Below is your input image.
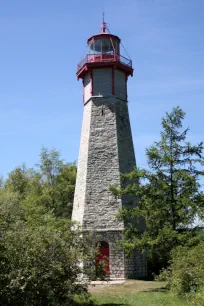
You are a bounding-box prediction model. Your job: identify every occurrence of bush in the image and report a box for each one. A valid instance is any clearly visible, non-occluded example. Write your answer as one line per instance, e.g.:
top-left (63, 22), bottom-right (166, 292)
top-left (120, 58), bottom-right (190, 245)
top-left (0, 193), bottom-right (94, 306)
top-left (171, 243), bottom-right (204, 295)
top-left (170, 243), bottom-right (204, 305)
top-left (154, 267), bottom-right (172, 283)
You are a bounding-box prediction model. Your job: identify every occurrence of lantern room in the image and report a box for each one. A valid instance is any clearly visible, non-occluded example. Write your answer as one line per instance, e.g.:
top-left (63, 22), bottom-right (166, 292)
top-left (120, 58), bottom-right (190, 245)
top-left (88, 33), bottom-right (120, 55)
top-left (77, 18), bottom-right (133, 79)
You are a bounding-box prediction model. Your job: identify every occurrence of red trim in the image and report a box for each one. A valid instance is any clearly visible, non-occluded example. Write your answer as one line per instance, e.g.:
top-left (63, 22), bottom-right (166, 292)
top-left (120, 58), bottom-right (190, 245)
top-left (87, 33), bottom-right (120, 44)
top-left (77, 53), bottom-right (131, 74)
top-left (112, 67), bottom-right (115, 95)
top-left (90, 69), bottom-right (93, 96)
top-left (77, 61), bottom-right (133, 79)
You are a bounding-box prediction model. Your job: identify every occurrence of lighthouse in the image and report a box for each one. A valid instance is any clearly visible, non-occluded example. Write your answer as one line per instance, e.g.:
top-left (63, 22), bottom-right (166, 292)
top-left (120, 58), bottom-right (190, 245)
top-left (72, 18), bottom-right (147, 279)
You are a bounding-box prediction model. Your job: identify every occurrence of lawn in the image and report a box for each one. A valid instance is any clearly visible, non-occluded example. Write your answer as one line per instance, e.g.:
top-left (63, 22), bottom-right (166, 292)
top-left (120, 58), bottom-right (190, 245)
top-left (89, 280), bottom-right (190, 306)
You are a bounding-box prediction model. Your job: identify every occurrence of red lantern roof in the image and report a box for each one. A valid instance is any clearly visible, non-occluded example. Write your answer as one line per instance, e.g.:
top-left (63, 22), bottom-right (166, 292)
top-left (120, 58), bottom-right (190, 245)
top-left (77, 16), bottom-right (133, 79)
top-left (87, 14), bottom-right (120, 44)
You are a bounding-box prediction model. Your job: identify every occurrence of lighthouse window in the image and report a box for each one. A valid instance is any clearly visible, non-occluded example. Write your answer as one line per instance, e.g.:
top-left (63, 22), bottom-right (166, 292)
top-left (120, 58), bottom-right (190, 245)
top-left (88, 38), bottom-right (119, 55)
top-left (93, 39), bottom-right (102, 54)
top-left (88, 40), bottom-right (95, 55)
top-left (102, 38), bottom-right (111, 53)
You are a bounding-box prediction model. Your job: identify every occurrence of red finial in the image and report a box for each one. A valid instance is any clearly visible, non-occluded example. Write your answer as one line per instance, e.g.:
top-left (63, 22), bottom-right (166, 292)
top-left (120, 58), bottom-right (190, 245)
top-left (101, 12), bottom-right (106, 33)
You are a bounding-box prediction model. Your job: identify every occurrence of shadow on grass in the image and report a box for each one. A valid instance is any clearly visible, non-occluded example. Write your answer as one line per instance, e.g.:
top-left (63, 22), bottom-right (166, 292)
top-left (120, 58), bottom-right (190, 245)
top-left (99, 304), bottom-right (127, 306)
top-left (72, 301), bottom-right (127, 306)
top-left (142, 287), bottom-right (169, 293)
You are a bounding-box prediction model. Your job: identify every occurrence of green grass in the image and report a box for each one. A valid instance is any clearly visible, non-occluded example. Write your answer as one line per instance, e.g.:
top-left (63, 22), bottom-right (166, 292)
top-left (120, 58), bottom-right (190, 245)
top-left (89, 280), bottom-right (190, 306)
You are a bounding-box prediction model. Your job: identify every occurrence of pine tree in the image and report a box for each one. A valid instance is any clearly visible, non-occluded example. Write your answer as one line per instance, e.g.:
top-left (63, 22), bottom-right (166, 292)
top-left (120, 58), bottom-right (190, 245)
top-left (111, 107), bottom-right (204, 273)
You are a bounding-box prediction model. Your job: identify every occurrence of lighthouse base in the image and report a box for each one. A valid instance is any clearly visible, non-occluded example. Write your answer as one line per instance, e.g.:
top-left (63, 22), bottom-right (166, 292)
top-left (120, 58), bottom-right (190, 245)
top-left (84, 230), bottom-right (147, 280)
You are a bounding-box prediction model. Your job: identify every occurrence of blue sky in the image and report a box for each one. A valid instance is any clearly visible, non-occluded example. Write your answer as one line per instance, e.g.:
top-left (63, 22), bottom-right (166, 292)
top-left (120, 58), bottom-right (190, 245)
top-left (0, 0), bottom-right (203, 181)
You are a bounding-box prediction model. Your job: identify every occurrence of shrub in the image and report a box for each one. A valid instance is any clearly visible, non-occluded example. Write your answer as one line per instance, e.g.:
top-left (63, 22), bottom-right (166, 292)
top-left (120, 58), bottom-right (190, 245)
top-left (171, 243), bottom-right (204, 295)
top-left (169, 243), bottom-right (204, 305)
top-left (0, 194), bottom-right (94, 306)
top-left (154, 267), bottom-right (172, 283)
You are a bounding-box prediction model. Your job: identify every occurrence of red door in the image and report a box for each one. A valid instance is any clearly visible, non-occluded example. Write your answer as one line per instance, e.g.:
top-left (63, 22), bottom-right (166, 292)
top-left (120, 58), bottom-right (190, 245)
top-left (96, 241), bottom-right (110, 276)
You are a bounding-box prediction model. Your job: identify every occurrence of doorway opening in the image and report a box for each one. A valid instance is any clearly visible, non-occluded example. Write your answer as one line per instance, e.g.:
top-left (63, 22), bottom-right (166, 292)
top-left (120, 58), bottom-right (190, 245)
top-left (96, 241), bottom-right (110, 277)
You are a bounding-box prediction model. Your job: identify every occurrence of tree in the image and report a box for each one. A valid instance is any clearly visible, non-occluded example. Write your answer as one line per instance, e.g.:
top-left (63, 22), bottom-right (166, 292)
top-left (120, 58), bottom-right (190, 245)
top-left (5, 148), bottom-right (77, 219)
top-left (38, 147), bottom-right (64, 186)
top-left (0, 183), bottom-right (93, 306)
top-left (111, 107), bottom-right (204, 274)
top-left (0, 148), bottom-right (100, 305)
top-left (6, 164), bottom-right (29, 197)
top-left (36, 147), bottom-right (76, 217)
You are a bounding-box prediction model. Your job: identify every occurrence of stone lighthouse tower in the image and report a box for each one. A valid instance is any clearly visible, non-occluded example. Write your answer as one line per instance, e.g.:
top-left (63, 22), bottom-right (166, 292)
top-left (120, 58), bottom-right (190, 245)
top-left (72, 19), bottom-right (147, 279)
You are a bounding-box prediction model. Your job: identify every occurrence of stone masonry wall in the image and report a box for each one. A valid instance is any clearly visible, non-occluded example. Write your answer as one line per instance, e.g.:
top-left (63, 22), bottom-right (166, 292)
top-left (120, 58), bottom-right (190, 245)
top-left (87, 230), bottom-right (125, 279)
top-left (125, 250), bottom-right (147, 279)
top-left (72, 67), bottom-right (147, 278)
top-left (85, 230), bottom-right (147, 279)
top-left (72, 101), bottom-right (92, 225)
top-left (83, 96), bottom-right (141, 230)
top-left (83, 97), bottom-right (126, 230)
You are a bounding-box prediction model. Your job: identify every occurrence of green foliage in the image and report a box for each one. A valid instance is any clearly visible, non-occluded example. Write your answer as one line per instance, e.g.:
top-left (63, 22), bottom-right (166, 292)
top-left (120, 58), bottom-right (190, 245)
top-left (5, 147), bottom-right (76, 219)
top-left (0, 189), bottom-right (94, 305)
top-left (171, 243), bottom-right (204, 296)
top-left (111, 107), bottom-right (204, 274)
top-left (0, 148), bottom-right (96, 305)
top-left (155, 243), bottom-right (204, 306)
top-left (154, 267), bottom-right (172, 283)
top-left (5, 164), bottom-right (29, 196)
top-left (38, 147), bottom-right (64, 185)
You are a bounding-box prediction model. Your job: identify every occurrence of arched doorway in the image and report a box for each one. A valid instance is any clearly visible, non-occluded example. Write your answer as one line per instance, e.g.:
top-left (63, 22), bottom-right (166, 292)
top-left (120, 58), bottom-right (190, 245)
top-left (96, 241), bottom-right (110, 277)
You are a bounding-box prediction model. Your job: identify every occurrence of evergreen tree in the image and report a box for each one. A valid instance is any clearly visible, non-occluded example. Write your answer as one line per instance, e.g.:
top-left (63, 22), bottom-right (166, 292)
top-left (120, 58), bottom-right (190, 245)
top-left (111, 107), bottom-right (204, 274)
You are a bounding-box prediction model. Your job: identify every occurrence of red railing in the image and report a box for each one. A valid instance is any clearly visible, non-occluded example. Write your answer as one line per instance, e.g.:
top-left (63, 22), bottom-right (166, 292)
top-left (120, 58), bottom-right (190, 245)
top-left (77, 52), bottom-right (132, 73)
